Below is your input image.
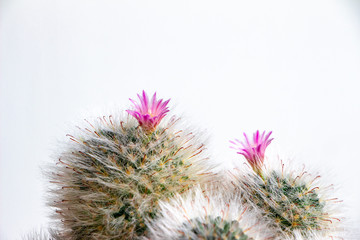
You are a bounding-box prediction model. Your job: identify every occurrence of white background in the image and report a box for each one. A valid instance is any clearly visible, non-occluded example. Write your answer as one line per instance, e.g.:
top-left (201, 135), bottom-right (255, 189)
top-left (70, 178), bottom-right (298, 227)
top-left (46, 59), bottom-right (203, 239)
top-left (1, 0), bottom-right (360, 239)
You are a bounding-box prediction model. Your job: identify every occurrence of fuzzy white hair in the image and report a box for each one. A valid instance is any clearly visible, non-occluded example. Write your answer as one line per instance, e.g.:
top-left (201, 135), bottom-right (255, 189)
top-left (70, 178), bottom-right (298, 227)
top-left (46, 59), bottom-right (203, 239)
top-left (146, 186), bottom-right (273, 240)
top-left (22, 228), bottom-right (60, 240)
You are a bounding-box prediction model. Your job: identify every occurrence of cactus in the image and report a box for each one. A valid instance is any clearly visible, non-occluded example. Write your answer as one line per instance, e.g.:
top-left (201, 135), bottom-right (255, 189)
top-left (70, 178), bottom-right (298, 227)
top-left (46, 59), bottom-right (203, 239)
top-left (47, 91), bottom-right (212, 239)
top-left (230, 131), bottom-right (342, 239)
top-left (238, 168), bottom-right (338, 238)
top-left (147, 187), bottom-right (272, 240)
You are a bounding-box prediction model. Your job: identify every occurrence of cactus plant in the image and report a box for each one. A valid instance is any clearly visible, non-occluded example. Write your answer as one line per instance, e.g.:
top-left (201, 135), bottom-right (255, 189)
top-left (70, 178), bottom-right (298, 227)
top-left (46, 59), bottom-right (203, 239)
top-left (147, 186), bottom-right (272, 240)
top-left (47, 91), bottom-right (212, 239)
top-left (230, 131), bottom-right (342, 239)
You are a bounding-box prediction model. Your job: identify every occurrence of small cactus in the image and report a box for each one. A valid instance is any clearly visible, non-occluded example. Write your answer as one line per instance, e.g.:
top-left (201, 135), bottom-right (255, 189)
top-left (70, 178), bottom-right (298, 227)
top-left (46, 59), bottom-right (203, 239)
top-left (231, 131), bottom-right (342, 239)
top-left (147, 187), bottom-right (272, 240)
top-left (48, 91), bottom-right (212, 239)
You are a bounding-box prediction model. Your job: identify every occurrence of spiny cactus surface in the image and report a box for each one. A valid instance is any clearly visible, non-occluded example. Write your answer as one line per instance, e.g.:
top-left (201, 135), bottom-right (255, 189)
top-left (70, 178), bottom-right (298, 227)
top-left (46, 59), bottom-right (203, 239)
top-left (147, 187), bottom-right (272, 240)
top-left (257, 170), bottom-right (324, 232)
top-left (48, 92), bottom-right (212, 239)
top-left (241, 169), bottom-right (332, 238)
top-left (182, 216), bottom-right (250, 240)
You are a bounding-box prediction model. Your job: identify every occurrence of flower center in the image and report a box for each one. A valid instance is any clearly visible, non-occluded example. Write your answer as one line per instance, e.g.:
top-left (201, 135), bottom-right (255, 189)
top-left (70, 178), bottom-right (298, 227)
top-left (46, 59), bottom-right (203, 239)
top-left (148, 110), bottom-right (154, 117)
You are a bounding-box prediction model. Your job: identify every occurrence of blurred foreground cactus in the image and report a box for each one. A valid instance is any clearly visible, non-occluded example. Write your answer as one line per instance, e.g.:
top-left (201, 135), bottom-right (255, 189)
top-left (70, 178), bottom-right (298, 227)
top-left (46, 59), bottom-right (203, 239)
top-left (48, 91), bottom-right (212, 239)
top-left (147, 187), bottom-right (272, 240)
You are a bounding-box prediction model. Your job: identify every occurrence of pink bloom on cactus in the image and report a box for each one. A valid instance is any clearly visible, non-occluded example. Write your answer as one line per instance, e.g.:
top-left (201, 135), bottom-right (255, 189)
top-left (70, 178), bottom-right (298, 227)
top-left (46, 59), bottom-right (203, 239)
top-left (230, 130), bottom-right (273, 175)
top-left (126, 90), bottom-right (170, 133)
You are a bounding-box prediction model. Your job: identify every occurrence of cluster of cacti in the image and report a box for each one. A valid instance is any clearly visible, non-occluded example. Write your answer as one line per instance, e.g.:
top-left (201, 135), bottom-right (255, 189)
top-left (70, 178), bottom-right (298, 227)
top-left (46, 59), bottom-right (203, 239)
top-left (31, 91), bottom-right (346, 240)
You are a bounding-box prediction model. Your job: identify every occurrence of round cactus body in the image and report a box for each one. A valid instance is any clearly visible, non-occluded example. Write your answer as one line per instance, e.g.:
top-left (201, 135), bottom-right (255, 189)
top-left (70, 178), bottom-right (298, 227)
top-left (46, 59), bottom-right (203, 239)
top-left (48, 114), bottom-right (212, 239)
top-left (147, 187), bottom-right (272, 240)
top-left (237, 167), bottom-right (341, 239)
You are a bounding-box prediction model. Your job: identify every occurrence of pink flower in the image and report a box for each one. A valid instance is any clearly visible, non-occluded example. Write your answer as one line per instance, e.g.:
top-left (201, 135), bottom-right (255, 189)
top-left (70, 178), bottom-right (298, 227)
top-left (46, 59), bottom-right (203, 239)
top-left (230, 130), bottom-right (273, 175)
top-left (126, 90), bottom-right (170, 133)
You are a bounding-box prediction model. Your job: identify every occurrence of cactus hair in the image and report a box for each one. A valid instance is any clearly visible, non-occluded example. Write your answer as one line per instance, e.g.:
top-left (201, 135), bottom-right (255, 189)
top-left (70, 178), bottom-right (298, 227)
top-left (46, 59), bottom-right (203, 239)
top-left (146, 186), bottom-right (273, 240)
top-left (22, 228), bottom-right (60, 240)
top-left (47, 93), bottom-right (214, 239)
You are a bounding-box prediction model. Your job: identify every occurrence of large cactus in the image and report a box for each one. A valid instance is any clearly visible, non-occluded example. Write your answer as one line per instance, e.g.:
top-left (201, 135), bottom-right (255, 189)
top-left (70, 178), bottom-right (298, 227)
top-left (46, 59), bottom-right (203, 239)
top-left (47, 91), bottom-right (212, 239)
